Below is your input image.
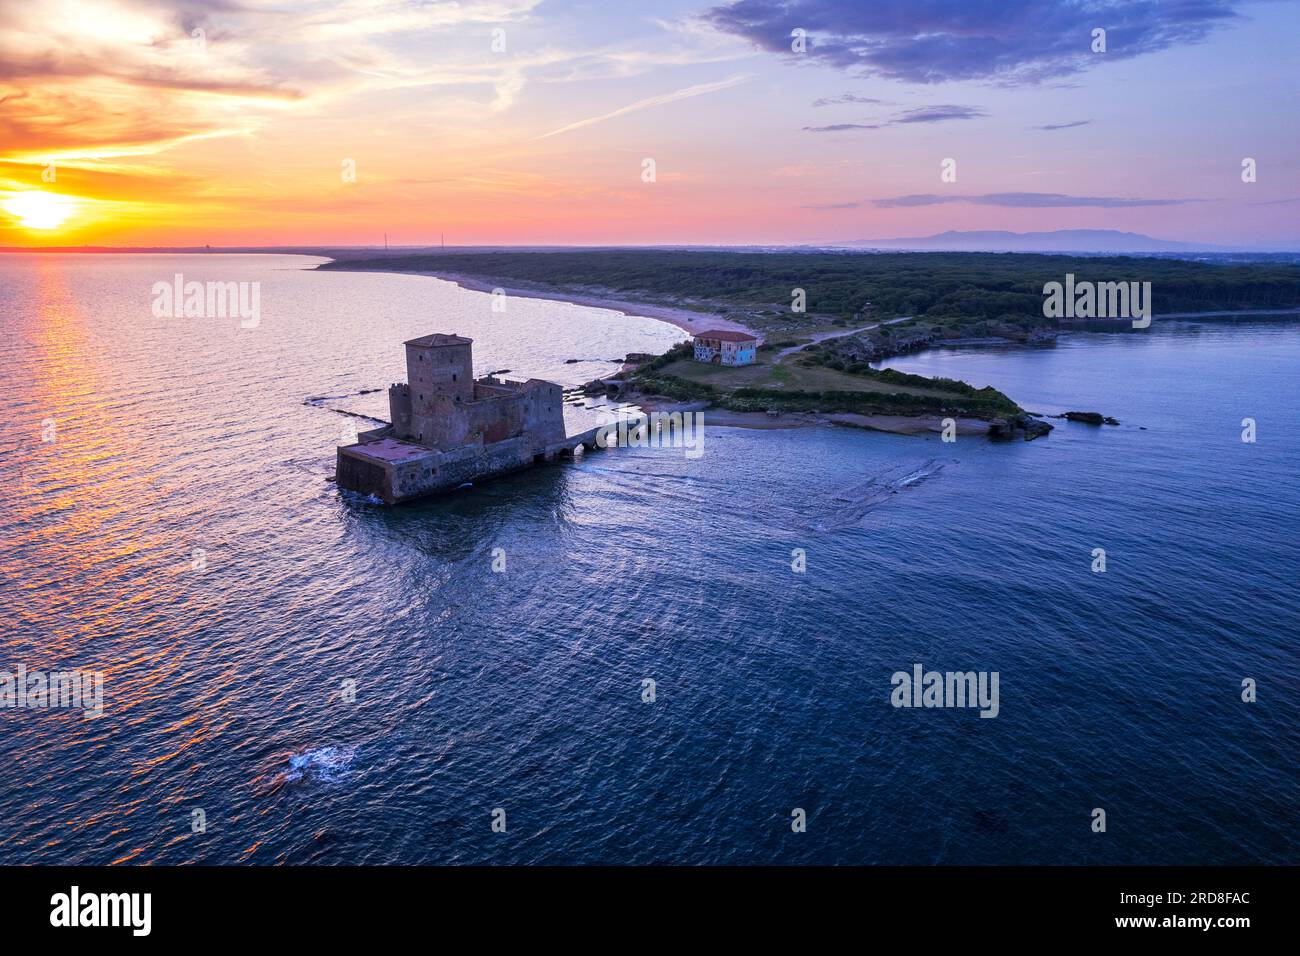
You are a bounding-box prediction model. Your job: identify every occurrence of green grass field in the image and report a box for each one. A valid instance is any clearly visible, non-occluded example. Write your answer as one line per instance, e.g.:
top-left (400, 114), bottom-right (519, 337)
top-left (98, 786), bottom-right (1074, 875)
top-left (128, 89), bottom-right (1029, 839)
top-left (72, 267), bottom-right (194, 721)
top-left (656, 355), bottom-right (956, 398)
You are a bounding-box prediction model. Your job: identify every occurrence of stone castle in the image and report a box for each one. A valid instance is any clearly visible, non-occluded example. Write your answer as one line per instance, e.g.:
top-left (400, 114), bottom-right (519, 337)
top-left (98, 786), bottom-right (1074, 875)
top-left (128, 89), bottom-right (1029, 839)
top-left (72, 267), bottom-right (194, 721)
top-left (336, 333), bottom-right (601, 504)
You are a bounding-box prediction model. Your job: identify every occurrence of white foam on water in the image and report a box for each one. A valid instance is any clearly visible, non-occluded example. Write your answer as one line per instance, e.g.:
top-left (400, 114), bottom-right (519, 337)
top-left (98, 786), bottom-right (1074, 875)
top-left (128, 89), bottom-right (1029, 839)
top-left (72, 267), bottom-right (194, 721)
top-left (284, 745), bottom-right (356, 784)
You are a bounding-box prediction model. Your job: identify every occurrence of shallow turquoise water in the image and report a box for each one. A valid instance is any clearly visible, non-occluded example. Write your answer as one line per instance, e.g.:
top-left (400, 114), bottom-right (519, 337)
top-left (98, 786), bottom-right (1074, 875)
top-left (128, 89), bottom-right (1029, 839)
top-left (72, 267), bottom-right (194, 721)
top-left (1, 255), bottom-right (1295, 864)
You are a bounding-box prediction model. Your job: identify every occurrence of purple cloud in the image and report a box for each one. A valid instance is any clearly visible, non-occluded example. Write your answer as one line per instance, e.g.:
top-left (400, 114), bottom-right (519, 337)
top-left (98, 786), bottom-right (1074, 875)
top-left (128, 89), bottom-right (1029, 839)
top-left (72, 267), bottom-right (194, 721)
top-left (803, 122), bottom-right (883, 132)
top-left (872, 192), bottom-right (1189, 208)
top-left (890, 104), bottom-right (986, 124)
top-left (812, 93), bottom-right (890, 106)
top-left (1034, 119), bottom-right (1092, 130)
top-left (704, 0), bottom-right (1242, 84)
top-left (804, 103), bottom-right (984, 131)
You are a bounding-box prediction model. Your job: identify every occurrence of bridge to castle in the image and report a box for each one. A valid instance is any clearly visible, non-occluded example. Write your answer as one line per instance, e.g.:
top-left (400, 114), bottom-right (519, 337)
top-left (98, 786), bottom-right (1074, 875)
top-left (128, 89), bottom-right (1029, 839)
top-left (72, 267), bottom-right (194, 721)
top-left (542, 424), bottom-right (604, 460)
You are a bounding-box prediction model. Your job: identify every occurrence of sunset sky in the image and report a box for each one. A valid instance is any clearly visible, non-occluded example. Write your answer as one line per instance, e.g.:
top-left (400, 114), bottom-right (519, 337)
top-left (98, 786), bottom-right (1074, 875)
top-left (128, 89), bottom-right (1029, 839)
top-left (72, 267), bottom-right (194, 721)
top-left (2, 0), bottom-right (1297, 247)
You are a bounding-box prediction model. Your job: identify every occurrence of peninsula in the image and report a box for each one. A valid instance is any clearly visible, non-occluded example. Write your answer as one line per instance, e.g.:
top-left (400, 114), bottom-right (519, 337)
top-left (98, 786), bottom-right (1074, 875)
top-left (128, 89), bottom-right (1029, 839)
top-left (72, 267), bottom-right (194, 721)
top-left (319, 249), bottom-right (1300, 439)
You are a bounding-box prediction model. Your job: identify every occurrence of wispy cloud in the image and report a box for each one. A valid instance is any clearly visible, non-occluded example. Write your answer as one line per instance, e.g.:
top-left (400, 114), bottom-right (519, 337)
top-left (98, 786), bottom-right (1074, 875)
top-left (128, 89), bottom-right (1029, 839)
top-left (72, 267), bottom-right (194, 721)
top-left (1034, 120), bottom-right (1091, 131)
top-left (871, 192), bottom-right (1190, 208)
top-left (804, 123), bottom-right (883, 132)
top-left (0, 0), bottom-right (546, 161)
top-left (804, 103), bottom-right (983, 132)
top-left (891, 105), bottom-right (986, 124)
top-left (538, 73), bottom-right (752, 138)
top-left (812, 93), bottom-right (889, 107)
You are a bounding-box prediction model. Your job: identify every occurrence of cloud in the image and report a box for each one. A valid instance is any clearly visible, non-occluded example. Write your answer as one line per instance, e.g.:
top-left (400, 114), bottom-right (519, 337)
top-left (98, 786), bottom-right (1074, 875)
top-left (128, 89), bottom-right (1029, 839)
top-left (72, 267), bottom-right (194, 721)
top-left (812, 93), bottom-right (889, 106)
top-left (871, 192), bottom-right (1190, 208)
top-left (703, 0), bottom-right (1242, 84)
top-left (803, 201), bottom-right (863, 209)
top-left (890, 105), bottom-right (985, 124)
top-left (4, 0), bottom-right (706, 162)
top-left (1034, 120), bottom-right (1091, 130)
top-left (803, 123), bottom-right (882, 132)
top-left (803, 103), bottom-right (983, 131)
top-left (538, 73), bottom-right (753, 138)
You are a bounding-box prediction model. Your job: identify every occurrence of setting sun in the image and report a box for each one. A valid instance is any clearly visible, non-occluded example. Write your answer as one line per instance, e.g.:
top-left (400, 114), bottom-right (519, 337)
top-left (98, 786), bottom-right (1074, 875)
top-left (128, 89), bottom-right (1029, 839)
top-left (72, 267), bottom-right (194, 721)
top-left (2, 191), bottom-right (75, 230)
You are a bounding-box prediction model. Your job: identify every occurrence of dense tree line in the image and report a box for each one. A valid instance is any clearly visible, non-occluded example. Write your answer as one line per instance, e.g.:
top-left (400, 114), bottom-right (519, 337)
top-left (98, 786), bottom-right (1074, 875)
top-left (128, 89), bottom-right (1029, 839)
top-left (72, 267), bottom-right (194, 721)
top-left (323, 250), bottom-right (1300, 323)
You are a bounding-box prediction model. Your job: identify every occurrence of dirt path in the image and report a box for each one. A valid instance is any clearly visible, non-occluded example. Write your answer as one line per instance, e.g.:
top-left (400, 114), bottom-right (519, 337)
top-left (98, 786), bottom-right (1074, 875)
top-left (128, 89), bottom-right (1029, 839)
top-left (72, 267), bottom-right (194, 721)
top-left (774, 316), bottom-right (913, 361)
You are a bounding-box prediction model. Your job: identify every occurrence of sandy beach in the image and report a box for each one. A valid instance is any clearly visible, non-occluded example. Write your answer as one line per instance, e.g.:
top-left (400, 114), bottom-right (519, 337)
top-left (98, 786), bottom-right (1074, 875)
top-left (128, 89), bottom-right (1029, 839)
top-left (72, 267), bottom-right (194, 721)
top-left (365, 268), bottom-right (758, 339)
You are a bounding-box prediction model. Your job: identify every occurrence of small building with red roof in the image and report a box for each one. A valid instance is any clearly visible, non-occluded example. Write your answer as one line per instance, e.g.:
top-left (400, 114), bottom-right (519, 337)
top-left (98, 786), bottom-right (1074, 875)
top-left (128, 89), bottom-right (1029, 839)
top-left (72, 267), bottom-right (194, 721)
top-left (693, 329), bottom-right (759, 366)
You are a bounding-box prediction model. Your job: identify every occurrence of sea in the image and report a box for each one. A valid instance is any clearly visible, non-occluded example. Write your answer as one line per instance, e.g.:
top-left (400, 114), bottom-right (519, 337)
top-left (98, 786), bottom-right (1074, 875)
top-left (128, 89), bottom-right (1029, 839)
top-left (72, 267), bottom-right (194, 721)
top-left (0, 253), bottom-right (1295, 864)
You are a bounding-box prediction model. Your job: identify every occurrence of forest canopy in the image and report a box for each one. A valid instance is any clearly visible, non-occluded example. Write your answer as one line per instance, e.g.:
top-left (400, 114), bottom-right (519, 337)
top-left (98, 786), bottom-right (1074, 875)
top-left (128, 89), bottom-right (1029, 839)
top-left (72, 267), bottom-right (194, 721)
top-left (322, 250), bottom-right (1300, 325)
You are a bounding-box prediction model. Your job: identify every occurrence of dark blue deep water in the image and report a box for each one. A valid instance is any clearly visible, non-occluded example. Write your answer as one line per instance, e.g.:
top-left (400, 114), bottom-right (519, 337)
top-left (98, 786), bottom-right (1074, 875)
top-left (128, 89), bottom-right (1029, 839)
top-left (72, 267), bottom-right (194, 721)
top-left (1, 255), bottom-right (1296, 864)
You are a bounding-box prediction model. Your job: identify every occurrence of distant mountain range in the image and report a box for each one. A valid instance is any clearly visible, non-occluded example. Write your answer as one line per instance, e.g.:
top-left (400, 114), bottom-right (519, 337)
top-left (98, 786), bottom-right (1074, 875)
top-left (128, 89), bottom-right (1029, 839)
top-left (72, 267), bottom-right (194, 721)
top-left (837, 229), bottom-right (1218, 253)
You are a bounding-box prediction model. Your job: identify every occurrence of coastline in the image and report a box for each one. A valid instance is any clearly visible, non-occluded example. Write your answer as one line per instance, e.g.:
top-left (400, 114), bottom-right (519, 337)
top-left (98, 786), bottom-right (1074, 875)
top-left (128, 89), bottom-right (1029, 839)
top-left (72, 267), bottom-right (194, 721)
top-left (318, 260), bottom-right (1022, 439)
top-left (633, 396), bottom-right (995, 436)
top-left (317, 263), bottom-right (758, 338)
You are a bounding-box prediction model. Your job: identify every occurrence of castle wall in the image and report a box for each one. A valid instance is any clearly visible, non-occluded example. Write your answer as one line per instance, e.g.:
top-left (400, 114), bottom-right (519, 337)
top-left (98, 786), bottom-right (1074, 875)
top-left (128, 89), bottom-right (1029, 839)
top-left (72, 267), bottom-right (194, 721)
top-left (521, 382), bottom-right (565, 444)
top-left (335, 450), bottom-right (391, 500)
top-left (338, 423), bottom-right (604, 504)
top-left (465, 390), bottom-right (526, 445)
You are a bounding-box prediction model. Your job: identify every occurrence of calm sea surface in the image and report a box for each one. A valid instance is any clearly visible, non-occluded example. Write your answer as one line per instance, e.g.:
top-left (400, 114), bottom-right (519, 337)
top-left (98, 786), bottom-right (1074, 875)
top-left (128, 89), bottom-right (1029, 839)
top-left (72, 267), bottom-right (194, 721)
top-left (1, 254), bottom-right (1295, 865)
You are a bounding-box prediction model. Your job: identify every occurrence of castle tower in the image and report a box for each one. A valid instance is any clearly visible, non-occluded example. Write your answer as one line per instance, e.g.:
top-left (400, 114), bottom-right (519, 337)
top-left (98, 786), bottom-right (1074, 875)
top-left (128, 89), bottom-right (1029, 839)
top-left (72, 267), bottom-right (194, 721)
top-left (400, 333), bottom-right (474, 447)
